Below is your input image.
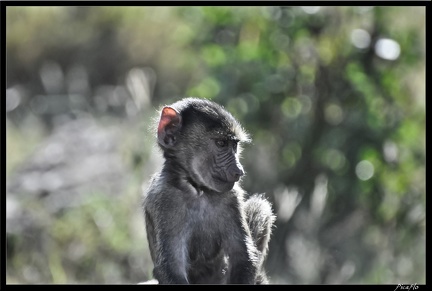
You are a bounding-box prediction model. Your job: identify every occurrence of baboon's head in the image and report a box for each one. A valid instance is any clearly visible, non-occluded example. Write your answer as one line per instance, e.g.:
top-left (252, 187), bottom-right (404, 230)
top-left (157, 98), bottom-right (250, 192)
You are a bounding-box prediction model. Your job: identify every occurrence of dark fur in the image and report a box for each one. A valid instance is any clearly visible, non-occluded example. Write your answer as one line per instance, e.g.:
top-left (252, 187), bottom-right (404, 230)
top-left (143, 98), bottom-right (275, 284)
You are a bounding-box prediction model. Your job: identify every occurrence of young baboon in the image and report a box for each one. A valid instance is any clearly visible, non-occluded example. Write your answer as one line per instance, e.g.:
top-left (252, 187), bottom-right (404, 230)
top-left (143, 98), bottom-right (275, 284)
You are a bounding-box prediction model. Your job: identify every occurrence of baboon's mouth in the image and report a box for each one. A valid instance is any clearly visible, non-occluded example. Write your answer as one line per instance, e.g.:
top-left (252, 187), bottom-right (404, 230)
top-left (213, 176), bottom-right (229, 184)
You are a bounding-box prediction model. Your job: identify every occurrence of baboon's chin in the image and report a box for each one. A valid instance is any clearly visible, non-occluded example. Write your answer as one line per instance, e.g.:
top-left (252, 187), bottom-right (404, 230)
top-left (211, 178), bottom-right (235, 193)
top-left (217, 183), bottom-right (235, 193)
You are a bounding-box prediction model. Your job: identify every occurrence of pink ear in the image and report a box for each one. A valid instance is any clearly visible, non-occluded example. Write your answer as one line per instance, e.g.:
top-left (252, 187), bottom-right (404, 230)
top-left (157, 106), bottom-right (182, 147)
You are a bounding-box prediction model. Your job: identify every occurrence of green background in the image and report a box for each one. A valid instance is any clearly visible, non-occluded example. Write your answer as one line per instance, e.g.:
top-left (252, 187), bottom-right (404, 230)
top-left (6, 6), bottom-right (425, 284)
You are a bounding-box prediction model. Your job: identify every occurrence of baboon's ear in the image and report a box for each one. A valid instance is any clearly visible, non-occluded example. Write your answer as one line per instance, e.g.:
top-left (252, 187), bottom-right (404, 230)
top-left (157, 106), bottom-right (182, 148)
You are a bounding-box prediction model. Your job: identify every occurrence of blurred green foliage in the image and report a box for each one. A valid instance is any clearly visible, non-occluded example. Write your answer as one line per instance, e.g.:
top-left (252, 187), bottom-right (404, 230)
top-left (6, 6), bottom-right (425, 284)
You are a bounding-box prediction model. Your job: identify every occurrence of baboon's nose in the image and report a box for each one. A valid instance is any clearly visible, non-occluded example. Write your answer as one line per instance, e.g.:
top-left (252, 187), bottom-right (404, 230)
top-left (228, 165), bottom-right (244, 182)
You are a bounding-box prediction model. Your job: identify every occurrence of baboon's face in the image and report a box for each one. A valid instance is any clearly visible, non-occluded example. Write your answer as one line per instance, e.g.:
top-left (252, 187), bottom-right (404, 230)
top-left (187, 130), bottom-right (244, 193)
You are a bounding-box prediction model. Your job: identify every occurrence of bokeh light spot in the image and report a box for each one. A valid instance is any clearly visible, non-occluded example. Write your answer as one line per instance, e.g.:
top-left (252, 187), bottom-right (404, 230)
top-left (375, 38), bottom-right (401, 61)
top-left (351, 29), bottom-right (371, 49)
top-left (356, 160), bottom-right (375, 181)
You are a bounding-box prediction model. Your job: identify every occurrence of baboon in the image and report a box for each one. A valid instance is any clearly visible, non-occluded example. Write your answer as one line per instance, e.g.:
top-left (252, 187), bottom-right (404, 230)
top-left (143, 98), bottom-right (275, 284)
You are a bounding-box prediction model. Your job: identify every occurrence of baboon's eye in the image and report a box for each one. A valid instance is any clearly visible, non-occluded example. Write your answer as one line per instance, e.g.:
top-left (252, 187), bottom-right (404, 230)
top-left (215, 139), bottom-right (228, 148)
